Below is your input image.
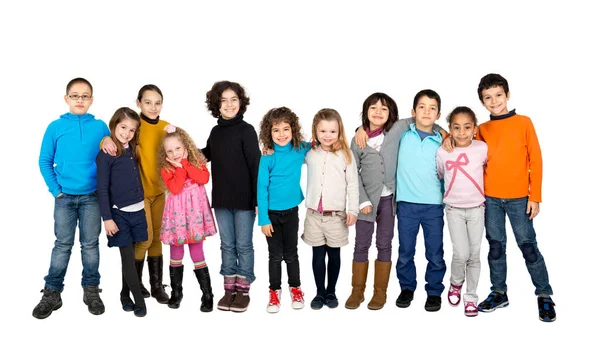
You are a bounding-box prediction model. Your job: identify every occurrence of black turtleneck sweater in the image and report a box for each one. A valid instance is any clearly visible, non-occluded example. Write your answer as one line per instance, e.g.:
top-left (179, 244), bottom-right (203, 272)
top-left (201, 114), bottom-right (260, 210)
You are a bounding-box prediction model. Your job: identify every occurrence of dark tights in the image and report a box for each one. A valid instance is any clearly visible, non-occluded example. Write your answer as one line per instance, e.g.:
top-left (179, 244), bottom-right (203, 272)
top-left (120, 243), bottom-right (144, 305)
top-left (312, 245), bottom-right (341, 296)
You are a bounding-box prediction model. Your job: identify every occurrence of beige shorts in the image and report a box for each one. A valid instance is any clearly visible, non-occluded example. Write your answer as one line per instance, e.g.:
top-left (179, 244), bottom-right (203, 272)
top-left (301, 209), bottom-right (349, 247)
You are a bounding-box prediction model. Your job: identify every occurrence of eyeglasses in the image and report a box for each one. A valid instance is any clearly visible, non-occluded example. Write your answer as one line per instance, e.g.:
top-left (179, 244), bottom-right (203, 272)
top-left (67, 94), bottom-right (92, 101)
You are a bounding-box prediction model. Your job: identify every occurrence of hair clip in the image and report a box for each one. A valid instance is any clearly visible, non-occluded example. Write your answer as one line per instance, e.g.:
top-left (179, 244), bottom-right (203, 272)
top-left (164, 124), bottom-right (176, 133)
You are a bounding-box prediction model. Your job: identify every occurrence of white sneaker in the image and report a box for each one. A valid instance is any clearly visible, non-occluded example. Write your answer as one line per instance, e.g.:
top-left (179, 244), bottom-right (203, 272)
top-left (267, 289), bottom-right (281, 313)
top-left (290, 286), bottom-right (305, 310)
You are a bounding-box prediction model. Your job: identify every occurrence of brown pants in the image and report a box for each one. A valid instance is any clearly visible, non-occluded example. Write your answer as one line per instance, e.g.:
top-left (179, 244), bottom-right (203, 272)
top-left (135, 193), bottom-right (165, 260)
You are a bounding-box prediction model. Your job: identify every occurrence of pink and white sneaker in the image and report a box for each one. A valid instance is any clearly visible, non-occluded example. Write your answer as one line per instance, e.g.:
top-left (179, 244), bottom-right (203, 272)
top-left (447, 283), bottom-right (462, 306)
top-left (464, 301), bottom-right (478, 317)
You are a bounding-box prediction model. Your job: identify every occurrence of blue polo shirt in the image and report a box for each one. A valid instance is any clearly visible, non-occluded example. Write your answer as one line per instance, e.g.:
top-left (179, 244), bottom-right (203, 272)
top-left (396, 123), bottom-right (443, 205)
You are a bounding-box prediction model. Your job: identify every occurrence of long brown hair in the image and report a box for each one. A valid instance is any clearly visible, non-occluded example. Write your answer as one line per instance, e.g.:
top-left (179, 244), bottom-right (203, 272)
top-left (108, 107), bottom-right (141, 161)
top-left (157, 126), bottom-right (202, 176)
top-left (311, 108), bottom-right (352, 164)
top-left (259, 107), bottom-right (304, 150)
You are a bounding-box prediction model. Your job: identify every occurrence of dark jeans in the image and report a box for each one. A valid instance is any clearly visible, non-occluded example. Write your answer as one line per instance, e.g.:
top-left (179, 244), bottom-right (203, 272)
top-left (266, 207), bottom-right (300, 290)
top-left (484, 196), bottom-right (552, 295)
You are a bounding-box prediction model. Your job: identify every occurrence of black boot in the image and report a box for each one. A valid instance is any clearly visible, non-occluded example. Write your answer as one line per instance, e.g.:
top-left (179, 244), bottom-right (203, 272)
top-left (135, 259), bottom-right (150, 298)
top-left (194, 267), bottom-right (214, 312)
top-left (168, 265), bottom-right (184, 309)
top-left (148, 256), bottom-right (169, 304)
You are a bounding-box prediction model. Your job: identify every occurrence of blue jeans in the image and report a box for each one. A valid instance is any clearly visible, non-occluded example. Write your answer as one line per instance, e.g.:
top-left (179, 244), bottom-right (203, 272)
top-left (484, 196), bottom-right (552, 295)
top-left (214, 208), bottom-right (256, 283)
top-left (396, 202), bottom-right (446, 296)
top-left (44, 192), bottom-right (102, 292)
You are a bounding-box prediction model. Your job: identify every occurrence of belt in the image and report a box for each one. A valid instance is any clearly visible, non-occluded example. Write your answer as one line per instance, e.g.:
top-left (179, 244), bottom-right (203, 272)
top-left (310, 209), bottom-right (343, 217)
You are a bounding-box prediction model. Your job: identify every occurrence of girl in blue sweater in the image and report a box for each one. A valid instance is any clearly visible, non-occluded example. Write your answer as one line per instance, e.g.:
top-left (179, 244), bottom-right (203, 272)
top-left (96, 107), bottom-right (148, 317)
top-left (257, 107), bottom-right (311, 313)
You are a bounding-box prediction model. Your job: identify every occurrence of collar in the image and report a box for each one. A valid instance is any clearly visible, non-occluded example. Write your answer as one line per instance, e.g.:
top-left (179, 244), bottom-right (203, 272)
top-left (217, 114), bottom-right (244, 127)
top-left (273, 141), bottom-right (293, 153)
top-left (141, 113), bottom-right (160, 124)
top-left (489, 109), bottom-right (516, 121)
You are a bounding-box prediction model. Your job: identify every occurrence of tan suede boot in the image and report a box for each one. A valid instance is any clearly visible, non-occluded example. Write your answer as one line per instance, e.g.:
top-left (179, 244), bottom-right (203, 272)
top-left (367, 260), bottom-right (392, 310)
top-left (344, 261), bottom-right (369, 309)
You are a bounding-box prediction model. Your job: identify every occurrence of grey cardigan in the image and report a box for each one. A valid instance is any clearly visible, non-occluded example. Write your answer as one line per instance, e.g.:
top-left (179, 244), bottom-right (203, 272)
top-left (351, 118), bottom-right (443, 222)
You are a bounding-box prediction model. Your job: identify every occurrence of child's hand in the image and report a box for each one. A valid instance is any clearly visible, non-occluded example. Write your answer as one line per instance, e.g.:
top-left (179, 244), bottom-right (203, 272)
top-left (346, 213), bottom-right (357, 226)
top-left (262, 147), bottom-right (274, 156)
top-left (527, 201), bottom-right (540, 219)
top-left (442, 136), bottom-right (455, 153)
top-left (355, 127), bottom-right (368, 149)
top-left (360, 205), bottom-right (372, 215)
top-left (261, 224), bottom-right (274, 237)
top-left (104, 220), bottom-right (119, 237)
top-left (102, 137), bottom-right (117, 156)
top-left (166, 157), bottom-right (183, 168)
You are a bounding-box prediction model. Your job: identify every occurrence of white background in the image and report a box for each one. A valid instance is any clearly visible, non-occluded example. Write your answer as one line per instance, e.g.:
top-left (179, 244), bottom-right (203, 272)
top-left (1, 0), bottom-right (597, 343)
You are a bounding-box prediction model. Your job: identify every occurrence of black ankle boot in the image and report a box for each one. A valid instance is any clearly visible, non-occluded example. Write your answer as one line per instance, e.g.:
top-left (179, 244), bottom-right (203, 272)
top-left (194, 267), bottom-right (214, 312)
top-left (135, 259), bottom-right (150, 298)
top-left (168, 265), bottom-right (184, 309)
top-left (148, 256), bottom-right (169, 304)
top-left (120, 274), bottom-right (134, 312)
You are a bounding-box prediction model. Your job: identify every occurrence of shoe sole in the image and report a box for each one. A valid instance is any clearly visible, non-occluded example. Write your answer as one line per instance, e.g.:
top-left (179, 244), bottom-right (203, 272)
top-left (217, 306), bottom-right (231, 311)
top-left (539, 316), bottom-right (556, 322)
top-left (478, 300), bottom-right (509, 313)
top-left (292, 304), bottom-right (305, 310)
top-left (465, 312), bottom-right (478, 317)
top-left (425, 305), bottom-right (441, 312)
top-left (84, 300), bottom-right (105, 315)
top-left (230, 307), bottom-right (248, 312)
top-left (32, 301), bottom-right (63, 319)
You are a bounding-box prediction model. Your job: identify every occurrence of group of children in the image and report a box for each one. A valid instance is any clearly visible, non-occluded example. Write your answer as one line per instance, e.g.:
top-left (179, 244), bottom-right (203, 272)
top-left (33, 73), bottom-right (557, 323)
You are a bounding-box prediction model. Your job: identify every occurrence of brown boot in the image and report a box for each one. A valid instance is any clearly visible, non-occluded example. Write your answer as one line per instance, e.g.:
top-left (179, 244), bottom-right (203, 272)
top-left (367, 260), bottom-right (392, 310)
top-left (344, 261), bottom-right (369, 309)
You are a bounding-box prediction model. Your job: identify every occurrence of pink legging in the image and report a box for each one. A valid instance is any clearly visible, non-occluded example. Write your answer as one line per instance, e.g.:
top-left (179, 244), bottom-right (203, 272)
top-left (169, 241), bottom-right (205, 264)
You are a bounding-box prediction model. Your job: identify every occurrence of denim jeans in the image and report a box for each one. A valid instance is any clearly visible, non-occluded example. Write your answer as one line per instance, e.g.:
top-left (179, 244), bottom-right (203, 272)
top-left (396, 201), bottom-right (446, 296)
top-left (484, 196), bottom-right (553, 295)
top-left (214, 208), bottom-right (256, 283)
top-left (44, 192), bottom-right (102, 292)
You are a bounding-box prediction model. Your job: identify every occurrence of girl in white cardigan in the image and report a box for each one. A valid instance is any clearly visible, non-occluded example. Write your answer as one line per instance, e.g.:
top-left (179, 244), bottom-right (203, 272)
top-left (302, 108), bottom-right (359, 310)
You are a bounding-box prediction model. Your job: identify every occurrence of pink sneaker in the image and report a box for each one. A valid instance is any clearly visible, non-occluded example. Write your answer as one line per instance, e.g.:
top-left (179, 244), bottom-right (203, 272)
top-left (447, 283), bottom-right (462, 306)
top-left (464, 301), bottom-right (478, 317)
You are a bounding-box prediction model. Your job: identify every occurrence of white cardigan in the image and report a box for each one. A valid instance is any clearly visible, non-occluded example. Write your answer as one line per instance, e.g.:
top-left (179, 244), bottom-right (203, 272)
top-left (305, 146), bottom-right (359, 216)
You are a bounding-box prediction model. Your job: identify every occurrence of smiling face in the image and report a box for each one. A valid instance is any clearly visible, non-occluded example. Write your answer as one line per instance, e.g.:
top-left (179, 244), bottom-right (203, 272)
top-left (411, 95), bottom-right (440, 132)
top-left (163, 136), bottom-right (186, 163)
top-left (271, 121), bottom-right (292, 147)
top-left (367, 100), bottom-right (390, 130)
top-left (481, 85), bottom-right (510, 116)
top-left (449, 113), bottom-right (476, 148)
top-left (114, 118), bottom-right (139, 146)
top-left (219, 89), bottom-right (240, 119)
top-left (65, 82), bottom-right (94, 115)
top-left (136, 90), bottom-right (163, 119)
top-left (316, 119), bottom-right (339, 150)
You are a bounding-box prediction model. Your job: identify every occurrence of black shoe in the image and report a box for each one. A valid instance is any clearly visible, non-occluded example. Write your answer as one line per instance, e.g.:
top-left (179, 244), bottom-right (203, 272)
top-left (538, 296), bottom-right (556, 322)
top-left (395, 289), bottom-right (414, 308)
top-left (168, 265), bottom-right (184, 309)
top-left (478, 291), bottom-right (509, 312)
top-left (324, 294), bottom-right (339, 308)
top-left (424, 295), bottom-right (442, 312)
top-left (310, 295), bottom-right (325, 310)
top-left (120, 294), bottom-right (134, 312)
top-left (134, 302), bottom-right (147, 317)
top-left (194, 267), bottom-right (214, 312)
top-left (135, 259), bottom-right (151, 298)
top-left (32, 289), bottom-right (62, 319)
top-left (83, 286), bottom-right (105, 315)
top-left (148, 256), bottom-right (170, 304)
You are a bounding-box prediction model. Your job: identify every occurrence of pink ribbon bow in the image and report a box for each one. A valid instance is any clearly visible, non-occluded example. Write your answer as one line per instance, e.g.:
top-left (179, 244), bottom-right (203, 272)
top-left (444, 153), bottom-right (484, 198)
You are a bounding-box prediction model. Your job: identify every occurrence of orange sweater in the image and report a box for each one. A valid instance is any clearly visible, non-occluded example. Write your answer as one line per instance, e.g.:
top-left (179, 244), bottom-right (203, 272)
top-left (477, 114), bottom-right (543, 202)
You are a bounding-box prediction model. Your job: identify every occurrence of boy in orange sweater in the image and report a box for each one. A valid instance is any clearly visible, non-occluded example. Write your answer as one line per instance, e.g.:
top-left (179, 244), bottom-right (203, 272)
top-left (474, 73), bottom-right (555, 322)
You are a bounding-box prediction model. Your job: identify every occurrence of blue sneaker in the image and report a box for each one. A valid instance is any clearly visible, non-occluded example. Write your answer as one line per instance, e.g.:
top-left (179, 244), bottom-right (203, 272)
top-left (538, 296), bottom-right (556, 322)
top-left (478, 291), bottom-right (509, 312)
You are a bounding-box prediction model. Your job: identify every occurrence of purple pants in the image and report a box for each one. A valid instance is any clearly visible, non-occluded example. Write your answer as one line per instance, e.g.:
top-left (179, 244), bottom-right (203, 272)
top-left (353, 195), bottom-right (395, 262)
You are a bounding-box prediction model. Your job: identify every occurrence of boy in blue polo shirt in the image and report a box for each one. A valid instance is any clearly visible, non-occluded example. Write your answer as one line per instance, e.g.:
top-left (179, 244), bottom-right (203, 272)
top-left (394, 89), bottom-right (446, 312)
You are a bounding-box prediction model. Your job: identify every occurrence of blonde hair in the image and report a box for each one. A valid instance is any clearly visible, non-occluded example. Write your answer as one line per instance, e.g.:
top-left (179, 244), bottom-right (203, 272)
top-left (311, 108), bottom-right (352, 164)
top-left (157, 127), bottom-right (203, 187)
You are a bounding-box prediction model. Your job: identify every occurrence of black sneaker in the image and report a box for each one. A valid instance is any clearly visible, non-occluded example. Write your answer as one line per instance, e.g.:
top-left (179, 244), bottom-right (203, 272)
top-left (32, 289), bottom-right (62, 319)
top-left (478, 291), bottom-right (509, 312)
top-left (395, 290), bottom-right (414, 308)
top-left (538, 296), bottom-right (556, 322)
top-left (83, 286), bottom-right (105, 315)
top-left (324, 294), bottom-right (339, 308)
top-left (424, 295), bottom-right (442, 312)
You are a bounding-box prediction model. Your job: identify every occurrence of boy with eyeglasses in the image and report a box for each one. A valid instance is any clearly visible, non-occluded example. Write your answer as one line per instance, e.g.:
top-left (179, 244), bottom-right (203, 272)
top-left (34, 77), bottom-right (110, 319)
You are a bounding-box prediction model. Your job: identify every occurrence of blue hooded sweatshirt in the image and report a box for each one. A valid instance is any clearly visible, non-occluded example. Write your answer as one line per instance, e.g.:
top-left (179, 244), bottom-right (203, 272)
top-left (39, 113), bottom-right (110, 197)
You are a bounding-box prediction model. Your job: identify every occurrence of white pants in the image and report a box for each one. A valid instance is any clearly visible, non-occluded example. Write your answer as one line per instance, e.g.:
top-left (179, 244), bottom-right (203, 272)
top-left (446, 204), bottom-right (485, 303)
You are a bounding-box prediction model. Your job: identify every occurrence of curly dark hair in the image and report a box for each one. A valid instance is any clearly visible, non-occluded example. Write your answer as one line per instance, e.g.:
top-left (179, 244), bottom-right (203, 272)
top-left (205, 81), bottom-right (250, 118)
top-left (259, 107), bottom-right (304, 151)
